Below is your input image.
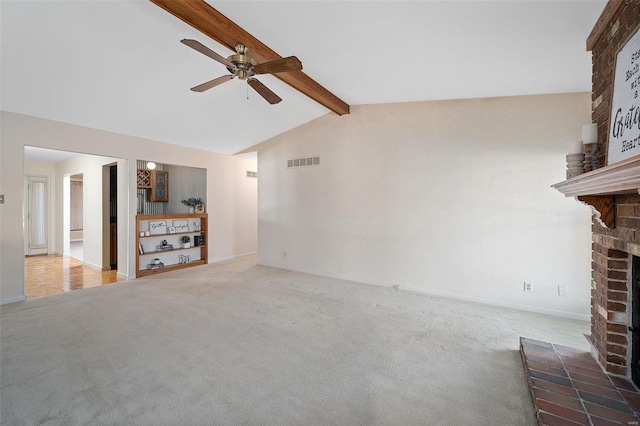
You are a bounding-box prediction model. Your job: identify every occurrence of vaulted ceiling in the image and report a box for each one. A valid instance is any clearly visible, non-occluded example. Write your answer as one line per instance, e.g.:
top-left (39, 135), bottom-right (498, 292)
top-left (1, 1), bottom-right (606, 156)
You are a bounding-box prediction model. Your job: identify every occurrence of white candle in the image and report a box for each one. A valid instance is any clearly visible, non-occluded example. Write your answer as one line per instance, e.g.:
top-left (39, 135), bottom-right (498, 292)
top-left (582, 123), bottom-right (597, 144)
top-left (568, 140), bottom-right (583, 154)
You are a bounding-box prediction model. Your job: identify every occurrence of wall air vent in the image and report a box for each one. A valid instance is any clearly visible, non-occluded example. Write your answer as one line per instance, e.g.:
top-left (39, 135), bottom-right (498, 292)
top-left (246, 171), bottom-right (257, 178)
top-left (287, 156), bottom-right (320, 168)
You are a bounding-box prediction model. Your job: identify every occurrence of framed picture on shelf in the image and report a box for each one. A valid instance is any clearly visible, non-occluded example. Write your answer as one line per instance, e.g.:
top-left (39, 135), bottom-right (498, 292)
top-left (149, 220), bottom-right (167, 235)
top-left (173, 220), bottom-right (189, 233)
top-left (139, 243), bottom-right (144, 254)
top-left (168, 226), bottom-right (176, 234)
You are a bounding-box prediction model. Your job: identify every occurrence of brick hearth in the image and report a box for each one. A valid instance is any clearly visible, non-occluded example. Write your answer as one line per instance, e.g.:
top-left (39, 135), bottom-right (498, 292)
top-left (520, 337), bottom-right (640, 425)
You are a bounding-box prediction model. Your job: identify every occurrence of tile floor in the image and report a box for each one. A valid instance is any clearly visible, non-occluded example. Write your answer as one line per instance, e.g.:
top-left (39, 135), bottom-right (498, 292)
top-left (520, 337), bottom-right (640, 425)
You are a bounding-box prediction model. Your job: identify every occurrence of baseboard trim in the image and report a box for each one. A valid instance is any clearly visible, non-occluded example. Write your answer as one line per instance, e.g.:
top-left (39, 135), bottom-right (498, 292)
top-left (209, 251), bottom-right (257, 264)
top-left (81, 260), bottom-right (103, 271)
top-left (1, 296), bottom-right (26, 305)
top-left (256, 261), bottom-right (589, 322)
top-left (400, 285), bottom-right (589, 322)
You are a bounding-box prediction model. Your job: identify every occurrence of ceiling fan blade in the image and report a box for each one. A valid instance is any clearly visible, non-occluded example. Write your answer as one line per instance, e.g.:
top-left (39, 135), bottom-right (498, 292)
top-left (181, 39), bottom-right (235, 69)
top-left (248, 79), bottom-right (282, 104)
top-left (253, 56), bottom-right (302, 75)
top-left (191, 75), bottom-right (234, 92)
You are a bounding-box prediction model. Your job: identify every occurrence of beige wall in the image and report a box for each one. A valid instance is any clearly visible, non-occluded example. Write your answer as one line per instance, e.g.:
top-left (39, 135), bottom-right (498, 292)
top-left (256, 93), bottom-right (594, 320)
top-left (0, 111), bottom-right (257, 304)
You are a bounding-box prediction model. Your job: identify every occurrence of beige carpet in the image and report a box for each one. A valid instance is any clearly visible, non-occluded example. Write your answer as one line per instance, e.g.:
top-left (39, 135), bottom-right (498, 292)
top-left (1, 255), bottom-right (589, 425)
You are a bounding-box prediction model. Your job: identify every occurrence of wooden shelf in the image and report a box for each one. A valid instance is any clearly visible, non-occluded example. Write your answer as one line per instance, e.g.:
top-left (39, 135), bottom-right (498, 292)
top-left (552, 155), bottom-right (640, 197)
top-left (137, 259), bottom-right (207, 277)
top-left (141, 246), bottom-right (206, 255)
top-left (137, 213), bottom-right (207, 220)
top-left (552, 155), bottom-right (640, 229)
top-left (141, 230), bottom-right (200, 238)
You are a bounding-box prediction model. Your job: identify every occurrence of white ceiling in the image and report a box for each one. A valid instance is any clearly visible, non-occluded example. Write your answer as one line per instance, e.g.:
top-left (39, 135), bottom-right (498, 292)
top-left (2, 1), bottom-right (606, 156)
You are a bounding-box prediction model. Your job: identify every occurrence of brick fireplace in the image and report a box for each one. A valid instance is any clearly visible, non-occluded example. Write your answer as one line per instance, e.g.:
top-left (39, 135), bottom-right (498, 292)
top-left (554, 0), bottom-right (640, 382)
top-left (590, 196), bottom-right (640, 378)
top-left (555, 165), bottom-right (640, 379)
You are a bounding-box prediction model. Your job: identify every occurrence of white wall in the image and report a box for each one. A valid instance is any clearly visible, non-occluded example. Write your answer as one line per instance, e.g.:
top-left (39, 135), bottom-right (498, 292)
top-left (1, 111), bottom-right (257, 304)
top-left (256, 93), bottom-right (594, 320)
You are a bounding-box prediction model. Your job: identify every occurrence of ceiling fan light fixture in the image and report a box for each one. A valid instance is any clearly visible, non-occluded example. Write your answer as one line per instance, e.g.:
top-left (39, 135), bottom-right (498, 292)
top-left (180, 39), bottom-right (302, 104)
top-left (147, 161), bottom-right (157, 170)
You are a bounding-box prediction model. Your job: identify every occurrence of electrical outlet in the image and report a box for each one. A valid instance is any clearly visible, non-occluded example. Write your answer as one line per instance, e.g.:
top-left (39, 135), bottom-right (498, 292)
top-left (524, 282), bottom-right (533, 293)
top-left (558, 285), bottom-right (568, 297)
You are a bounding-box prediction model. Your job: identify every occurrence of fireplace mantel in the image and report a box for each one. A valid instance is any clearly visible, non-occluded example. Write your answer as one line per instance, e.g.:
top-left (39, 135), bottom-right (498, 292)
top-left (552, 155), bottom-right (640, 228)
top-left (553, 155), bottom-right (640, 197)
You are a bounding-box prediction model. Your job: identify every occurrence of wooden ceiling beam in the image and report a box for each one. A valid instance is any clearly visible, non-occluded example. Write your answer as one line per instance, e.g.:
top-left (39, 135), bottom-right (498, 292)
top-left (150, 0), bottom-right (350, 115)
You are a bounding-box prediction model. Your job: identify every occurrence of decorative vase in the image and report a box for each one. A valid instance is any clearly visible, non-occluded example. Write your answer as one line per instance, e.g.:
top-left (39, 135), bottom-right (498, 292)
top-left (188, 206), bottom-right (195, 214)
top-left (183, 243), bottom-right (191, 249)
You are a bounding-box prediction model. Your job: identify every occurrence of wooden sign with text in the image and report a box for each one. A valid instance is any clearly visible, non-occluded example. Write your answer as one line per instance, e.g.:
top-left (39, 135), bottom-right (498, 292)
top-left (608, 26), bottom-right (640, 165)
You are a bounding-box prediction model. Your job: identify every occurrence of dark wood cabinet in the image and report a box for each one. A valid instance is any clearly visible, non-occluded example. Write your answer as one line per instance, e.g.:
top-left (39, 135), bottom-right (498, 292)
top-left (150, 171), bottom-right (168, 202)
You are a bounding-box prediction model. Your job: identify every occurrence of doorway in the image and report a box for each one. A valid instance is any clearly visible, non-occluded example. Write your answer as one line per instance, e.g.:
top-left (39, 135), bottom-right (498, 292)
top-left (107, 164), bottom-right (118, 270)
top-left (24, 175), bottom-right (49, 256)
top-left (23, 146), bottom-right (128, 299)
top-left (70, 173), bottom-right (83, 261)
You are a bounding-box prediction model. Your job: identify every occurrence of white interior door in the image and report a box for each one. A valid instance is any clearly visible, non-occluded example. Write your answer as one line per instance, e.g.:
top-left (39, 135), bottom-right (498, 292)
top-left (25, 176), bottom-right (49, 256)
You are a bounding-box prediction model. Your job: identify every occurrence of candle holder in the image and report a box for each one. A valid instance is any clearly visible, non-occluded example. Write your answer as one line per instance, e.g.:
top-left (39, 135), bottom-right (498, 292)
top-left (583, 143), bottom-right (599, 173)
top-left (566, 153), bottom-right (585, 179)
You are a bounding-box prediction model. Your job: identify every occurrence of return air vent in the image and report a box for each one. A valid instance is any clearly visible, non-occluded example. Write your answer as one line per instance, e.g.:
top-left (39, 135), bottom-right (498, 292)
top-left (246, 171), bottom-right (257, 178)
top-left (287, 156), bottom-right (320, 168)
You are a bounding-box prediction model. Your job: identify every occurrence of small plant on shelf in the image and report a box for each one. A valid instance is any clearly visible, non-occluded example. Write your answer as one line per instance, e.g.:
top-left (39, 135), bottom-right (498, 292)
top-left (180, 235), bottom-right (191, 248)
top-left (181, 197), bottom-right (203, 213)
top-left (180, 197), bottom-right (202, 207)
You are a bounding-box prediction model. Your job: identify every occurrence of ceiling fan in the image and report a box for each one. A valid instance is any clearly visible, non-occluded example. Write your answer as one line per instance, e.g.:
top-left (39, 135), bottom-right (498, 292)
top-left (181, 39), bottom-right (303, 104)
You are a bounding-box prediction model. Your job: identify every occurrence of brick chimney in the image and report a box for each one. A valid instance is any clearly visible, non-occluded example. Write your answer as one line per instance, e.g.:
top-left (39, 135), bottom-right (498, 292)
top-left (553, 0), bottom-right (640, 379)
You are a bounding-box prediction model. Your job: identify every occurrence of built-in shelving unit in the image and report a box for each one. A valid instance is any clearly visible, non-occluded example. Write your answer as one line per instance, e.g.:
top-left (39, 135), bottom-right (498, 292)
top-left (136, 213), bottom-right (207, 277)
